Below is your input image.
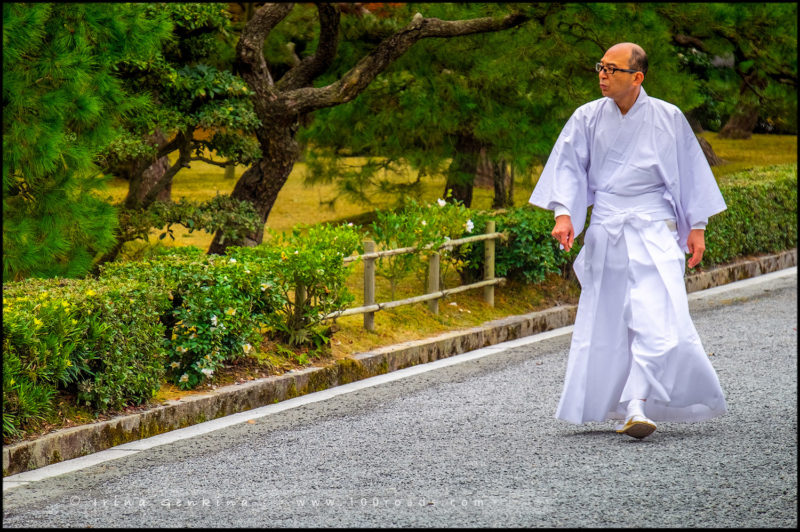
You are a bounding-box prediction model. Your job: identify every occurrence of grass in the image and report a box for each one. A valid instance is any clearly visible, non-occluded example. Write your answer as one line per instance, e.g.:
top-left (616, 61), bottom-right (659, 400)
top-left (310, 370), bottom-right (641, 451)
top-left (699, 132), bottom-right (798, 184)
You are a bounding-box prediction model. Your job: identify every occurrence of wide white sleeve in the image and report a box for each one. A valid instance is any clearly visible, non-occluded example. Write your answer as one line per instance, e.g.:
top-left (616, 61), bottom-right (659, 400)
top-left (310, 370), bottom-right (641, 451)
top-left (529, 110), bottom-right (591, 235)
top-left (674, 113), bottom-right (726, 227)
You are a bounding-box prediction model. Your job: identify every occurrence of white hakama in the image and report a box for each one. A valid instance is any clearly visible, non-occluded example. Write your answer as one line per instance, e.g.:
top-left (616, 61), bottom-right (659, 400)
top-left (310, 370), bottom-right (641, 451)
top-left (558, 191), bottom-right (727, 423)
top-left (529, 88), bottom-right (728, 425)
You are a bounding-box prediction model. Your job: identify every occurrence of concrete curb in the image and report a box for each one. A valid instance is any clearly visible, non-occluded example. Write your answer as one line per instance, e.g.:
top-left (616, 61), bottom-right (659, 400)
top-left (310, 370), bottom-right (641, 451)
top-left (3, 248), bottom-right (796, 477)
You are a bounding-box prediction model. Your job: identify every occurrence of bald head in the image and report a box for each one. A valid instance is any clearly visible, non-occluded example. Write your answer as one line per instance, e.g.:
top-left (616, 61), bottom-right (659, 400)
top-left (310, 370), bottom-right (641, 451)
top-left (607, 42), bottom-right (648, 76)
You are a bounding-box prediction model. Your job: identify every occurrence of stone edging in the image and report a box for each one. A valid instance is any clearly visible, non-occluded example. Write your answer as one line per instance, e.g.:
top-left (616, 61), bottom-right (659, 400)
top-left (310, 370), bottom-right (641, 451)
top-left (3, 248), bottom-right (796, 477)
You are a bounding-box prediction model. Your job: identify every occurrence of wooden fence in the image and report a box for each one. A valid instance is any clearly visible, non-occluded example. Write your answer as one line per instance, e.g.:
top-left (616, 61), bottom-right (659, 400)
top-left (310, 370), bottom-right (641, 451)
top-left (324, 221), bottom-right (507, 331)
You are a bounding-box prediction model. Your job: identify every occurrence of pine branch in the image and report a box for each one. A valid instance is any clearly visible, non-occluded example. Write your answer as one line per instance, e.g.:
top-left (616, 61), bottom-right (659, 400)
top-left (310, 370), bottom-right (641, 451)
top-left (279, 11), bottom-right (531, 115)
top-left (672, 34), bottom-right (709, 52)
top-left (236, 3), bottom-right (295, 102)
top-left (191, 156), bottom-right (233, 168)
top-left (275, 3), bottom-right (341, 91)
top-left (135, 133), bottom-right (192, 209)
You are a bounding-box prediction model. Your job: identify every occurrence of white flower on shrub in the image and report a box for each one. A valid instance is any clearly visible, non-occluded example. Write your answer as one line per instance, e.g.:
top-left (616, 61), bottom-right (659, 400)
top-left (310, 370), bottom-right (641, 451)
top-left (437, 198), bottom-right (446, 207)
top-left (421, 220), bottom-right (427, 226)
top-left (201, 368), bottom-right (214, 377)
top-left (229, 258), bottom-right (237, 263)
top-left (176, 346), bottom-right (188, 353)
top-left (170, 361), bottom-right (180, 369)
top-left (179, 374), bottom-right (189, 383)
top-left (211, 315), bottom-right (218, 326)
top-left (260, 283), bottom-right (269, 292)
top-left (465, 219), bottom-right (474, 233)
top-left (243, 343), bottom-right (253, 354)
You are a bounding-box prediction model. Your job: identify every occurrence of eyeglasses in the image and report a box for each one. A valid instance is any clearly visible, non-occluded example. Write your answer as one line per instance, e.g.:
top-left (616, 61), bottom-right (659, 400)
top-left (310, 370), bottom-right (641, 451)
top-left (595, 62), bottom-right (640, 75)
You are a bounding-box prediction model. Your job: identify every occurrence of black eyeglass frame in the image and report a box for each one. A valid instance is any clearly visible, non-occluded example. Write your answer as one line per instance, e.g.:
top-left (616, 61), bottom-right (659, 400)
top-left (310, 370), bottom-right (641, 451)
top-left (595, 62), bottom-right (640, 75)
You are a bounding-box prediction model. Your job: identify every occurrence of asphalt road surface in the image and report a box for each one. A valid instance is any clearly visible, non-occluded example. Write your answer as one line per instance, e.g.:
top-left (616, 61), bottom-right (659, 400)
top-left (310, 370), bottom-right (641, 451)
top-left (3, 271), bottom-right (796, 528)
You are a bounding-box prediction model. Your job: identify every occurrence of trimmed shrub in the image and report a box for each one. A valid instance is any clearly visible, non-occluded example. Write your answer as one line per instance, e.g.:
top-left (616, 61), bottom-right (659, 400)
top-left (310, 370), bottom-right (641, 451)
top-left (462, 164), bottom-right (796, 278)
top-left (460, 206), bottom-right (583, 284)
top-left (231, 223), bottom-right (362, 348)
top-left (100, 246), bottom-right (283, 389)
top-left (705, 167), bottom-right (797, 267)
top-left (369, 198), bottom-right (475, 295)
top-left (3, 277), bottom-right (171, 438)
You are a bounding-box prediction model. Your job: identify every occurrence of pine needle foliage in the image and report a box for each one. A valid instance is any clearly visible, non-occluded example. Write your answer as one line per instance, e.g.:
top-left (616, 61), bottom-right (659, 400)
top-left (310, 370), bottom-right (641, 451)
top-left (2, 3), bottom-right (171, 281)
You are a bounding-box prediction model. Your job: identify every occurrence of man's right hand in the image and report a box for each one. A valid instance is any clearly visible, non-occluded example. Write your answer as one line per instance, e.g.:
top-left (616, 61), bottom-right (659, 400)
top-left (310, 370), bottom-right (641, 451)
top-left (552, 215), bottom-right (575, 252)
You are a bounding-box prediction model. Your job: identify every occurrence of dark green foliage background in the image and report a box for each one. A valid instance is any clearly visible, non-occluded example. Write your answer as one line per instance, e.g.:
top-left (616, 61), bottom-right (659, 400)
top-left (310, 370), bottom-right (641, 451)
top-left (2, 3), bottom-right (172, 281)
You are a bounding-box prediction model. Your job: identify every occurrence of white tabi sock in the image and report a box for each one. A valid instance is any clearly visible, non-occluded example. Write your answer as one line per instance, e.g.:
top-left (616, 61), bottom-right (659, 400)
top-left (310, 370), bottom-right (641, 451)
top-left (627, 399), bottom-right (646, 420)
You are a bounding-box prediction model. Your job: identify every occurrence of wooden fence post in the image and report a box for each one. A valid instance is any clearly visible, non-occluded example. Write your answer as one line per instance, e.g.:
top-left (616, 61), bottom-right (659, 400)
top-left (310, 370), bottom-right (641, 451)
top-left (363, 240), bottom-right (376, 331)
top-left (294, 279), bottom-right (306, 327)
top-left (427, 251), bottom-right (440, 314)
top-left (483, 220), bottom-right (496, 307)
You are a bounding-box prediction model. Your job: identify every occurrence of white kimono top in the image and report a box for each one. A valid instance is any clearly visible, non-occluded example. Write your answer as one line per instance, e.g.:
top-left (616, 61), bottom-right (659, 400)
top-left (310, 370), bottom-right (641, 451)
top-left (529, 87), bottom-right (726, 252)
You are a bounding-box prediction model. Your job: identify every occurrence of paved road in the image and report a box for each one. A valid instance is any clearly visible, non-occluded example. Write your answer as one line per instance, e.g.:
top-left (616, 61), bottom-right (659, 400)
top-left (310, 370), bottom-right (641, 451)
top-left (3, 272), bottom-right (796, 527)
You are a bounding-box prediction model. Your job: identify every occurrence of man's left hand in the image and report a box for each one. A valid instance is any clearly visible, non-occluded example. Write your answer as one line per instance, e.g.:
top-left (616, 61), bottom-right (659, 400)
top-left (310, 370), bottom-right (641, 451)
top-left (687, 229), bottom-right (706, 269)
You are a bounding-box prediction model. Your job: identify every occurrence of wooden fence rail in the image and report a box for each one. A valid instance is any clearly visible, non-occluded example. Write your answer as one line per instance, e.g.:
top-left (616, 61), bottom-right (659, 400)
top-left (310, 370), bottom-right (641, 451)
top-left (324, 222), bottom-right (508, 330)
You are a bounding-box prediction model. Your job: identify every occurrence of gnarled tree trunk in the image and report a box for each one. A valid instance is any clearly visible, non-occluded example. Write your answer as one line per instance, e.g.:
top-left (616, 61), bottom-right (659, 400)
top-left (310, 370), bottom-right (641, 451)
top-left (471, 148), bottom-right (515, 207)
top-left (114, 129), bottom-right (173, 207)
top-left (206, 3), bottom-right (530, 254)
top-left (685, 110), bottom-right (724, 166)
top-left (696, 136), bottom-right (724, 166)
top-left (208, 122), bottom-right (299, 253)
top-left (718, 104), bottom-right (760, 139)
top-left (443, 134), bottom-right (480, 207)
top-left (492, 158), bottom-right (514, 208)
top-left (92, 130), bottom-right (193, 271)
top-left (474, 147), bottom-right (494, 189)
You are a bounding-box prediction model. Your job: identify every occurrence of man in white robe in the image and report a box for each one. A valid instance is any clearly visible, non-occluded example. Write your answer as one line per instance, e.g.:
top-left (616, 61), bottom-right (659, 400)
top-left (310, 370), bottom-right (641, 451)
top-left (529, 42), bottom-right (728, 439)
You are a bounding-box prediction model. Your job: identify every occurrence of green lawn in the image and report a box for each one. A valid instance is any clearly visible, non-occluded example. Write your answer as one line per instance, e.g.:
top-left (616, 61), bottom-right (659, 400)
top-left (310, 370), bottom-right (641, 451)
top-left (100, 132), bottom-right (796, 251)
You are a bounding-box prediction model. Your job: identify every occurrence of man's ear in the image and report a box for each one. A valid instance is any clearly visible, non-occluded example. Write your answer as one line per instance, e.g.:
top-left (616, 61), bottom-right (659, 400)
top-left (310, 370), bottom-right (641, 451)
top-left (634, 72), bottom-right (644, 86)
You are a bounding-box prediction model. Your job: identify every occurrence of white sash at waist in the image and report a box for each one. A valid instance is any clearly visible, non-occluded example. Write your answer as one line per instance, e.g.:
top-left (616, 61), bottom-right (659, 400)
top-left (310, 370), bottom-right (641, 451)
top-left (591, 190), bottom-right (676, 243)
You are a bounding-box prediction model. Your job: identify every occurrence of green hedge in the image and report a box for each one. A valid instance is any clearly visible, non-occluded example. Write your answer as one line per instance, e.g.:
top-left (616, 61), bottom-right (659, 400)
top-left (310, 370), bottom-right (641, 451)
top-left (459, 207), bottom-right (583, 284)
top-left (3, 224), bottom-right (361, 440)
top-left (704, 169), bottom-right (797, 267)
top-left (99, 246), bottom-right (283, 390)
top-left (3, 277), bottom-right (171, 439)
top-left (462, 164), bottom-right (796, 277)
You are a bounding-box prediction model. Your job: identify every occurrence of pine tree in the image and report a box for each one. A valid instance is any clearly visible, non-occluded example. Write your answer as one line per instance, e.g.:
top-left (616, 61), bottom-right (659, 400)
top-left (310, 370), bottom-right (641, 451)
top-left (92, 3), bottom-right (263, 265)
top-left (205, 3), bottom-right (531, 254)
top-left (300, 4), bottom-right (732, 207)
top-left (657, 3), bottom-right (797, 138)
top-left (299, 3), bottom-right (708, 208)
top-left (2, 3), bottom-right (171, 281)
